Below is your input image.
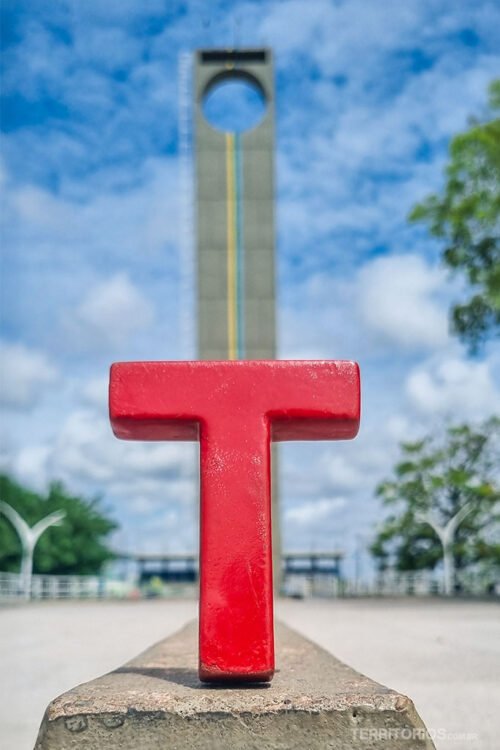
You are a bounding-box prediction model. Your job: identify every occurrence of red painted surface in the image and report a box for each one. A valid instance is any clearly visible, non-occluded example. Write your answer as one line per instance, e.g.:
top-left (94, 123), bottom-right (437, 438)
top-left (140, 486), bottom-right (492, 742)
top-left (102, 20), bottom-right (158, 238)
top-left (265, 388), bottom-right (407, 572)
top-left (109, 360), bottom-right (360, 682)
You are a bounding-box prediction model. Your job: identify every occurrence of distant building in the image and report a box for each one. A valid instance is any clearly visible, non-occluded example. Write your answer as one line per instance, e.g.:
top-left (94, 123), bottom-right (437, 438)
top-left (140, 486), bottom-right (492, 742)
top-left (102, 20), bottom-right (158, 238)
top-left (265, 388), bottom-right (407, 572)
top-left (116, 551), bottom-right (344, 598)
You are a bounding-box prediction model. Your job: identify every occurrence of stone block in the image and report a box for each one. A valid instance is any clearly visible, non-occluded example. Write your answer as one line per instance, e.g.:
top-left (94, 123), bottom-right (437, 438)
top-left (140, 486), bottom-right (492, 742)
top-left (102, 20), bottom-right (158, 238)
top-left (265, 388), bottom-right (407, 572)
top-left (35, 620), bottom-right (435, 750)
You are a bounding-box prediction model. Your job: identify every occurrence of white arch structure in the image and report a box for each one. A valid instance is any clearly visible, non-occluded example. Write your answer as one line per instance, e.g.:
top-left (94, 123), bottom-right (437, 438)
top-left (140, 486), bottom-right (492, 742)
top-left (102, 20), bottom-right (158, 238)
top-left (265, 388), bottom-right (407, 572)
top-left (416, 503), bottom-right (473, 596)
top-left (0, 501), bottom-right (66, 599)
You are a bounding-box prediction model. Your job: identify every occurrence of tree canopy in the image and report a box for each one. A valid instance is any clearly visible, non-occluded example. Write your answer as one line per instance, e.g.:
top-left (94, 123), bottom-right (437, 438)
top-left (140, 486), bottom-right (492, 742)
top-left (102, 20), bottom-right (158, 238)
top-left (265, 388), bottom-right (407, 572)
top-left (370, 418), bottom-right (500, 575)
top-left (410, 80), bottom-right (500, 352)
top-left (0, 474), bottom-right (118, 575)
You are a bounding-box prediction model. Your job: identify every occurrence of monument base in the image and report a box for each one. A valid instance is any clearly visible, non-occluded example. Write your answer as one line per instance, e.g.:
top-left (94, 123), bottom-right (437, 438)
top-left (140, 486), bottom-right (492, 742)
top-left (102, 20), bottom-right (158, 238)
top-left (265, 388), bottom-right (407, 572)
top-left (35, 620), bottom-right (435, 750)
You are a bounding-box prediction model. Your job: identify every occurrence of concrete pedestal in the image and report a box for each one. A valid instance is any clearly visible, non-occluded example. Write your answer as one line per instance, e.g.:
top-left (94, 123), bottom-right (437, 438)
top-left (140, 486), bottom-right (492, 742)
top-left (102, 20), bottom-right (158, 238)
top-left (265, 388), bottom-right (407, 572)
top-left (35, 620), bottom-right (435, 749)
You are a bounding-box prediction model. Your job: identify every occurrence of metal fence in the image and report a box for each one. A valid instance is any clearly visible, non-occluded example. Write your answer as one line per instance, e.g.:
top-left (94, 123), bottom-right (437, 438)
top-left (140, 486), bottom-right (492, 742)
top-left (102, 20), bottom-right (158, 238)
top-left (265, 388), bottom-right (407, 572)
top-left (282, 570), bottom-right (499, 598)
top-left (343, 570), bottom-right (499, 597)
top-left (0, 572), bottom-right (132, 601)
top-left (2, 569), bottom-right (497, 602)
top-left (343, 571), bottom-right (441, 597)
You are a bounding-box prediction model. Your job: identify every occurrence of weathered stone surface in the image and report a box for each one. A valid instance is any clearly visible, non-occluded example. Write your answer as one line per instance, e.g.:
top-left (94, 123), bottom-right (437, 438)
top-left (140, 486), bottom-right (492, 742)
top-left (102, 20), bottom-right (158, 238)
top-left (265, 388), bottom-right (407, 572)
top-left (35, 620), bottom-right (435, 749)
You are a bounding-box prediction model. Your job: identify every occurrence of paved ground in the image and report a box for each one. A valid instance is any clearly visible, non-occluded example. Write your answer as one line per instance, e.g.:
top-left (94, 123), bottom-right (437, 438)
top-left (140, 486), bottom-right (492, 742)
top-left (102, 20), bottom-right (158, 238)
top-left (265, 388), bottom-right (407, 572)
top-left (0, 597), bottom-right (498, 750)
top-left (278, 598), bottom-right (500, 750)
top-left (0, 599), bottom-right (197, 750)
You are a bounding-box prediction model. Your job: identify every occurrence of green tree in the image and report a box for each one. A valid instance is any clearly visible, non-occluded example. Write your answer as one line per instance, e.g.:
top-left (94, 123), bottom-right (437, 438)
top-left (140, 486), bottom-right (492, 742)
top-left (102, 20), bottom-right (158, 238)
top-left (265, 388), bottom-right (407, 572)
top-left (410, 80), bottom-right (500, 352)
top-left (0, 474), bottom-right (118, 574)
top-left (370, 418), bottom-right (500, 585)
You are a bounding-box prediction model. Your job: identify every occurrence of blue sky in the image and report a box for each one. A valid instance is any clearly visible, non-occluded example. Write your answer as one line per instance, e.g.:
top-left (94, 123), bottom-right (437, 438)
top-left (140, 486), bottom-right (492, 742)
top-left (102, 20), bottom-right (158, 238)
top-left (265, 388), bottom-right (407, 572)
top-left (1, 0), bottom-right (499, 573)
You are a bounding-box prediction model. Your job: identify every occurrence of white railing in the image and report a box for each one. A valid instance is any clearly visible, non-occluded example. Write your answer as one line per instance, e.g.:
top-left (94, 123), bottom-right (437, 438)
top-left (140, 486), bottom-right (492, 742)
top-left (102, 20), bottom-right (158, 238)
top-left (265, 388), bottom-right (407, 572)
top-left (372, 570), bottom-right (442, 596)
top-left (342, 570), bottom-right (499, 597)
top-left (280, 569), bottom-right (499, 598)
top-left (0, 572), bottom-right (133, 601)
top-left (3, 570), bottom-right (497, 602)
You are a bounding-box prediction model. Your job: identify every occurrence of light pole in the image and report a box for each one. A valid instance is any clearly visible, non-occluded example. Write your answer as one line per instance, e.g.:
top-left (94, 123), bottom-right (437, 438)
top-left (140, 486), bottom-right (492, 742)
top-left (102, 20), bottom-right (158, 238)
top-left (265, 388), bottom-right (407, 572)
top-left (416, 503), bottom-right (473, 596)
top-left (0, 501), bottom-right (66, 599)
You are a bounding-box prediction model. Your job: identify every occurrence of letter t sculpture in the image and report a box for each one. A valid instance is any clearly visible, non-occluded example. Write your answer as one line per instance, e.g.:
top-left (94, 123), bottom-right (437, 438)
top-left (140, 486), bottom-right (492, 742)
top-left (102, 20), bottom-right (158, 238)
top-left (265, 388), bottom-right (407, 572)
top-left (109, 360), bottom-right (360, 682)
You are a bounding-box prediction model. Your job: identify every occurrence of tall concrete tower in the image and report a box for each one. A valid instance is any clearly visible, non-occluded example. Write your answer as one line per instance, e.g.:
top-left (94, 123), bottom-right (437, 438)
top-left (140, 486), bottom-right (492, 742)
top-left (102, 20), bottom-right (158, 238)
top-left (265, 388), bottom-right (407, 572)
top-left (194, 48), bottom-right (276, 360)
top-left (194, 49), bottom-right (280, 584)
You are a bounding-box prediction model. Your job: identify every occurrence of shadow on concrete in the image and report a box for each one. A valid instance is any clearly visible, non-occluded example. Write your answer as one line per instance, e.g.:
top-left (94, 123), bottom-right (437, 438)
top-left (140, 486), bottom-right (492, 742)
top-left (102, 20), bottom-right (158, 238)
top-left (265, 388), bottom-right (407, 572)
top-left (115, 666), bottom-right (272, 690)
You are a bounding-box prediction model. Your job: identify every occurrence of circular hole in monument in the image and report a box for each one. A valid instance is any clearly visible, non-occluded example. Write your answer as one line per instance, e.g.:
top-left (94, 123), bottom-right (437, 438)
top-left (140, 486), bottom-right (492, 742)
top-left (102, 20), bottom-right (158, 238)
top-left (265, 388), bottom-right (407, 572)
top-left (202, 75), bottom-right (267, 133)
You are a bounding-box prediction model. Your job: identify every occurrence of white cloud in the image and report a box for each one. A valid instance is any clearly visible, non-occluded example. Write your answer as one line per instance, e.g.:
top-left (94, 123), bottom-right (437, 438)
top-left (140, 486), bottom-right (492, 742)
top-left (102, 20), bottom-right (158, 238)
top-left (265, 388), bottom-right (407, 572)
top-left (11, 445), bottom-right (52, 492)
top-left (322, 455), bottom-right (362, 492)
top-left (80, 376), bottom-right (109, 411)
top-left (46, 409), bottom-right (195, 486)
top-left (0, 341), bottom-right (58, 409)
top-left (320, 443), bottom-right (391, 495)
top-left (356, 254), bottom-right (450, 350)
top-left (281, 252), bottom-right (454, 361)
top-left (73, 27), bottom-right (141, 73)
top-left (0, 157), bottom-right (7, 190)
top-left (259, 0), bottom-right (336, 55)
top-left (69, 274), bottom-right (154, 350)
top-left (76, 0), bottom-right (166, 26)
top-left (11, 184), bottom-right (69, 231)
top-left (286, 497), bottom-right (347, 525)
top-left (3, 402), bottom-right (198, 548)
top-left (2, 155), bottom-right (180, 358)
top-left (406, 356), bottom-right (500, 419)
top-left (271, 8), bottom-right (500, 278)
top-left (5, 155), bottom-right (178, 254)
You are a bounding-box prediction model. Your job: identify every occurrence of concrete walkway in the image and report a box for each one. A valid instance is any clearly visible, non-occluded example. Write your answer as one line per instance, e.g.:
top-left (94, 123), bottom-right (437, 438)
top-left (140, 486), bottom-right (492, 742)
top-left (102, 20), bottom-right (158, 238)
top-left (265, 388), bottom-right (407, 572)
top-left (278, 598), bottom-right (500, 750)
top-left (0, 600), bottom-right (197, 750)
top-left (1, 598), bottom-right (498, 750)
